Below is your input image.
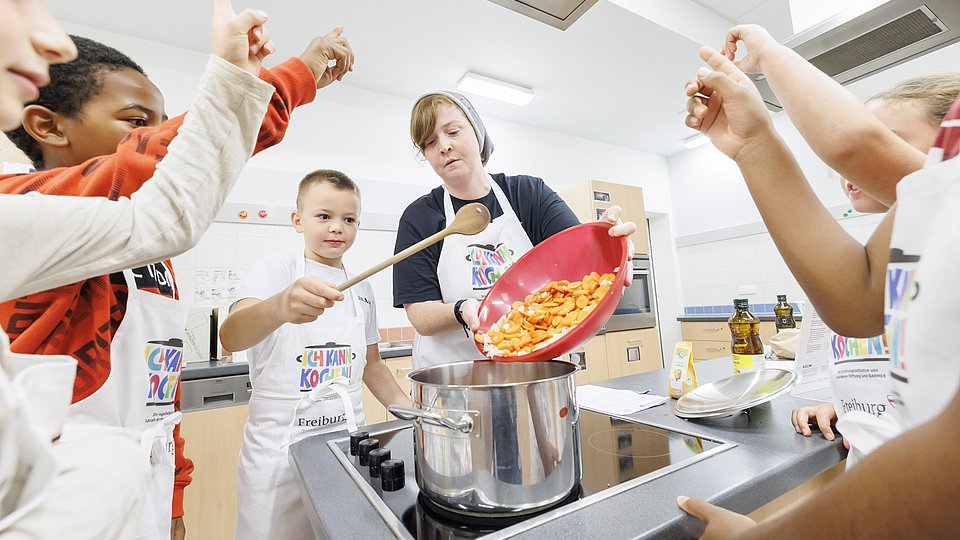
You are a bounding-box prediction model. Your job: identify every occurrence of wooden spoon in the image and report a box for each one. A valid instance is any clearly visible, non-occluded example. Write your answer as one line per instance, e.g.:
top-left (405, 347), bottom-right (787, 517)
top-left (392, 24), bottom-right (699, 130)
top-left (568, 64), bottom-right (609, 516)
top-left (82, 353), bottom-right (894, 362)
top-left (336, 202), bottom-right (491, 291)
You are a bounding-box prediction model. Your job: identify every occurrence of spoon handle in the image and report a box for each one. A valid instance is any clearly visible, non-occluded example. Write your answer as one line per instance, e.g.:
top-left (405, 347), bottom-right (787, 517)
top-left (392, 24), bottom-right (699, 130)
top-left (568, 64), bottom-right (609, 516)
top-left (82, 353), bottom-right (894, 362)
top-left (336, 228), bottom-right (451, 292)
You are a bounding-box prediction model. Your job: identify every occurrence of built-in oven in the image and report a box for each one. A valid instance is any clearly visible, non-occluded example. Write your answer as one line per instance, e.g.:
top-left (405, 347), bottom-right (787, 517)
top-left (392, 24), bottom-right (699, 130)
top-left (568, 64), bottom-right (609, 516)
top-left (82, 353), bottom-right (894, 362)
top-left (603, 253), bottom-right (657, 331)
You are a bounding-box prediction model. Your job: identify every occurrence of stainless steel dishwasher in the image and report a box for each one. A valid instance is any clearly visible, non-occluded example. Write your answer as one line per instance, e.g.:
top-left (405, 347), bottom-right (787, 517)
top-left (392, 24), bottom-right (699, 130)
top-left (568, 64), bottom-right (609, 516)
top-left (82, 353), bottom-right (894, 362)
top-left (181, 372), bottom-right (252, 412)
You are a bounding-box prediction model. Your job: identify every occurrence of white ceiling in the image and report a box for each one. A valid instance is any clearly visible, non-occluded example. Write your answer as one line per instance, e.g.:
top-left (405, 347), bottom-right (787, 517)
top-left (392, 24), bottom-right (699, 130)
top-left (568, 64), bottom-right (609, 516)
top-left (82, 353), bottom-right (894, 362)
top-left (44, 0), bottom-right (750, 156)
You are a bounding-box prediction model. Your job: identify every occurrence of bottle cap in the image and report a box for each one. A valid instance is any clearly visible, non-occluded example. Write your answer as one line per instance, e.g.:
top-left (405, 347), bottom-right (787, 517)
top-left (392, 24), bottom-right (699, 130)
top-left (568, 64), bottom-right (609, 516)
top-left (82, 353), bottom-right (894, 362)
top-left (733, 298), bottom-right (749, 309)
top-left (777, 294), bottom-right (787, 302)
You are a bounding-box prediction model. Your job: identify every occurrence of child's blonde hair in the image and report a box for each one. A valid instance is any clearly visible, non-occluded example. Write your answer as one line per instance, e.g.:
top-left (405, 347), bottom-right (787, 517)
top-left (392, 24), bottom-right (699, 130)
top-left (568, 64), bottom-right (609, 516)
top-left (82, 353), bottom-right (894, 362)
top-left (867, 73), bottom-right (960, 126)
top-left (296, 169), bottom-right (360, 210)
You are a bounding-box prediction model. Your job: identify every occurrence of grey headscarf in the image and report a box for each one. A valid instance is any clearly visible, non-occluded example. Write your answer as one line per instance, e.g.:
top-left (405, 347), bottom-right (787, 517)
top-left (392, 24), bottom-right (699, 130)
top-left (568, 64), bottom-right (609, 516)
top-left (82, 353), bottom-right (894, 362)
top-left (415, 91), bottom-right (495, 165)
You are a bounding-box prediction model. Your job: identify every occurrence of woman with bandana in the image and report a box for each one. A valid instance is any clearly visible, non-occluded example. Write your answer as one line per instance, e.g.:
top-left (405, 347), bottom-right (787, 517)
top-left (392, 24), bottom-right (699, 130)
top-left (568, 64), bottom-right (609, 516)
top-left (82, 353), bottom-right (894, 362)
top-left (394, 91), bottom-right (637, 369)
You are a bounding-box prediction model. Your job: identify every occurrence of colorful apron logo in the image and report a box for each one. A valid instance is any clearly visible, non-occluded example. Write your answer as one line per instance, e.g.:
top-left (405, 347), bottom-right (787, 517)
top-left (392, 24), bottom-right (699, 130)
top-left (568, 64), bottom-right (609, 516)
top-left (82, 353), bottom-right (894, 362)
top-left (885, 257), bottom-right (920, 372)
top-left (145, 338), bottom-right (183, 406)
top-left (467, 243), bottom-right (515, 291)
top-left (298, 342), bottom-right (354, 392)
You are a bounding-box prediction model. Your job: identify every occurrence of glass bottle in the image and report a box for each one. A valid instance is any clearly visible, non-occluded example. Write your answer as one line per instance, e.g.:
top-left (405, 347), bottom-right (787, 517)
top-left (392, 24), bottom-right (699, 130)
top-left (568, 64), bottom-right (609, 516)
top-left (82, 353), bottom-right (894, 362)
top-left (774, 294), bottom-right (796, 331)
top-left (728, 298), bottom-right (764, 374)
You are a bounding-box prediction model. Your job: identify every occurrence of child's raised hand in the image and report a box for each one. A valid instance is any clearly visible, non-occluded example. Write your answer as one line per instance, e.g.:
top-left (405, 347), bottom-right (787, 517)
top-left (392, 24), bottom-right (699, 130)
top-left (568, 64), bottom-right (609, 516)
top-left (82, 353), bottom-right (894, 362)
top-left (299, 27), bottom-right (356, 89)
top-left (211, 0), bottom-right (276, 76)
top-left (683, 46), bottom-right (774, 161)
top-left (722, 24), bottom-right (778, 75)
top-left (277, 278), bottom-right (345, 324)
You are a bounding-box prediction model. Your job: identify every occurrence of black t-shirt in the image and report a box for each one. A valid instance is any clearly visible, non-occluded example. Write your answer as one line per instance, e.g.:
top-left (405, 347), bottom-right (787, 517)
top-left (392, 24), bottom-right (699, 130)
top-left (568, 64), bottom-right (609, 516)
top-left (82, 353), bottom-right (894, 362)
top-left (393, 173), bottom-right (580, 307)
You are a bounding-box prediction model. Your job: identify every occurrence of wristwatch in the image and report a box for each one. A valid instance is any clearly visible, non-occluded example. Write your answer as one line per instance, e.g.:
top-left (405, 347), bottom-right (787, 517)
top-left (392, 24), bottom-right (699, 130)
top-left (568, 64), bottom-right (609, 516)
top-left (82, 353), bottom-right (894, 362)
top-left (454, 299), bottom-right (470, 337)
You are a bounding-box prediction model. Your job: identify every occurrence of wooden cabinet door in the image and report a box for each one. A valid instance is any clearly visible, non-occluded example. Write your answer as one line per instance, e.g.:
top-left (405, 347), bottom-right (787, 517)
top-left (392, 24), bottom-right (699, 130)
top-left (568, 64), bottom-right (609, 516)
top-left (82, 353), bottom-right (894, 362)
top-left (181, 404), bottom-right (249, 540)
top-left (385, 355), bottom-right (413, 420)
top-left (591, 180), bottom-right (649, 254)
top-left (361, 382), bottom-right (386, 425)
top-left (691, 340), bottom-right (730, 361)
top-left (680, 321), bottom-right (730, 342)
top-left (568, 334), bottom-right (609, 385)
top-left (604, 328), bottom-right (662, 379)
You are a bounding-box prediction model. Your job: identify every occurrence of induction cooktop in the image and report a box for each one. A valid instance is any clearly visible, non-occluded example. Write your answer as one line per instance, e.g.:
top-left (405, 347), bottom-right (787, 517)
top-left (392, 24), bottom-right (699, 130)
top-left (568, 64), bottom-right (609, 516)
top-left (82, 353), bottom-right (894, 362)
top-left (327, 409), bottom-right (735, 539)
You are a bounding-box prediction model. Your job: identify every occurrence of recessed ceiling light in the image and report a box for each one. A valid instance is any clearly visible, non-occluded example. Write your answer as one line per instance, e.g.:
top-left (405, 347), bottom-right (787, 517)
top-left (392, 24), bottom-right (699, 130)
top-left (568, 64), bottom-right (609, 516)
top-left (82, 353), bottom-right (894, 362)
top-left (456, 72), bottom-right (534, 106)
top-left (683, 134), bottom-right (711, 149)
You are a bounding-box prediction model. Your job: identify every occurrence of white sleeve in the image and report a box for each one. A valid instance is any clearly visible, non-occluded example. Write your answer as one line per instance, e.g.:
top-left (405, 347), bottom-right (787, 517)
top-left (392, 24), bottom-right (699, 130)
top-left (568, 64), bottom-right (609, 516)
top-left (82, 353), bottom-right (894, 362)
top-left (0, 55), bottom-right (275, 302)
top-left (236, 255), bottom-right (293, 306)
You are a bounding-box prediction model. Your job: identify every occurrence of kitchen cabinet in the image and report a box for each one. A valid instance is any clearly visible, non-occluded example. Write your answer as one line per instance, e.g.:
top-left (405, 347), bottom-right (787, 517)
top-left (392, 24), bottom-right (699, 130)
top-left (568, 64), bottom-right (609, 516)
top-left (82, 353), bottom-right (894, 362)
top-left (361, 355), bottom-right (413, 423)
top-left (559, 180), bottom-right (650, 254)
top-left (180, 404), bottom-right (248, 540)
top-left (565, 335), bottom-right (609, 385)
top-left (604, 328), bottom-right (663, 378)
top-left (681, 321), bottom-right (780, 361)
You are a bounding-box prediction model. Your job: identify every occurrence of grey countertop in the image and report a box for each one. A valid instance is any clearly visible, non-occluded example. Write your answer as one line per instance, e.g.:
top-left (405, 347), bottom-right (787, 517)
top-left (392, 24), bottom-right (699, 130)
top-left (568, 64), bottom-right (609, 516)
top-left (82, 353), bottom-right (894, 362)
top-left (290, 359), bottom-right (845, 539)
top-left (182, 359), bottom-right (249, 381)
top-left (677, 315), bottom-right (802, 323)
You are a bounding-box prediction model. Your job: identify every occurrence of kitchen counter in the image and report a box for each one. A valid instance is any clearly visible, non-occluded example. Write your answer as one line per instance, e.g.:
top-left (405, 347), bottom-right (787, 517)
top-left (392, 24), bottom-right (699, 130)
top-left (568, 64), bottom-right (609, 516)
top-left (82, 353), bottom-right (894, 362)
top-left (182, 359), bottom-right (249, 381)
top-left (290, 358), bottom-right (845, 539)
top-left (678, 315), bottom-right (802, 322)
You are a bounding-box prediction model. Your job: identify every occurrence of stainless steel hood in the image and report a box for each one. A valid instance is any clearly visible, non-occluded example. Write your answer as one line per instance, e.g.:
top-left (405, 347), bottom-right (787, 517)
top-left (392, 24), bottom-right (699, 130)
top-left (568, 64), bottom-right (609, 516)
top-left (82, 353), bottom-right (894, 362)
top-left (486, 0), bottom-right (599, 30)
top-left (755, 0), bottom-right (960, 111)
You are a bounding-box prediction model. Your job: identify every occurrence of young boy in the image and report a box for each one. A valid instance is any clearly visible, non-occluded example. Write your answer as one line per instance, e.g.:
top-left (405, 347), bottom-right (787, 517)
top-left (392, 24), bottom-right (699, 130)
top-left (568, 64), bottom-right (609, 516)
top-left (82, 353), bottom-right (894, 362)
top-left (219, 170), bottom-right (410, 540)
top-left (1, 1), bottom-right (280, 535)
top-left (0, 24), bottom-right (354, 540)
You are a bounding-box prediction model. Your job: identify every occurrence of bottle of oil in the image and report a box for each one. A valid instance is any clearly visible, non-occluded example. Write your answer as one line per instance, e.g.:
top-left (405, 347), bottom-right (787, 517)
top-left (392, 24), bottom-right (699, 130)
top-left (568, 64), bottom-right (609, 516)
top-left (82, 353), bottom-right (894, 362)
top-left (728, 298), bottom-right (764, 374)
top-left (774, 294), bottom-right (796, 331)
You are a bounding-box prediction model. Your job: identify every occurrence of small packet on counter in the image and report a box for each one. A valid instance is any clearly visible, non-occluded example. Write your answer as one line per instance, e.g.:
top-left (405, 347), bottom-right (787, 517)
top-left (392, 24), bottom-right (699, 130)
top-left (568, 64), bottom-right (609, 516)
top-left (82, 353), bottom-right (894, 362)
top-left (668, 341), bottom-right (697, 399)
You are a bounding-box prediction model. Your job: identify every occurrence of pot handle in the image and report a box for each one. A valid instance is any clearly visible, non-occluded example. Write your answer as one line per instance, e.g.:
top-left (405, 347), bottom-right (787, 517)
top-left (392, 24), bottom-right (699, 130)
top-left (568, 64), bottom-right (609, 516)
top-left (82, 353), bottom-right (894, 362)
top-left (388, 405), bottom-right (475, 434)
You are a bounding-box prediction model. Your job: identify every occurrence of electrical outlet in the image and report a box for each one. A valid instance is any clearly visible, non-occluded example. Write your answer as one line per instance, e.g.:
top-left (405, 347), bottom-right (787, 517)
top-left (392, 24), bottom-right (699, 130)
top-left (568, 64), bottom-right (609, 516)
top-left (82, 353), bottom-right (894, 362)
top-left (738, 285), bottom-right (756, 296)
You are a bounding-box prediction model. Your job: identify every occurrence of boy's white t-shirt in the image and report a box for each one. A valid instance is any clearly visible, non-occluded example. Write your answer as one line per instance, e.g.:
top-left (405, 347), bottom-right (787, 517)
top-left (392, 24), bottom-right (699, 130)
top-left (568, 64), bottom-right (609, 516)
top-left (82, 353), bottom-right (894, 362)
top-left (237, 253), bottom-right (380, 378)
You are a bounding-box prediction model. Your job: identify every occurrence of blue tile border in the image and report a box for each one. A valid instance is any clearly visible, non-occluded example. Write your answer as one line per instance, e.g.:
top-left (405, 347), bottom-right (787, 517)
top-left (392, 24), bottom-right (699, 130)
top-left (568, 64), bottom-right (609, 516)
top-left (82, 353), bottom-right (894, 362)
top-left (683, 303), bottom-right (802, 316)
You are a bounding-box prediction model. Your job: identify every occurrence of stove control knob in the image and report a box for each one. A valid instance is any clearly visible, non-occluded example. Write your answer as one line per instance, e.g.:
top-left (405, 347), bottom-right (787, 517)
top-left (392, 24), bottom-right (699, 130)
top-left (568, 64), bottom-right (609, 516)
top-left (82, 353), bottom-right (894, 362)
top-left (368, 448), bottom-right (391, 478)
top-left (349, 431), bottom-right (369, 456)
top-left (357, 438), bottom-right (380, 466)
top-left (380, 459), bottom-right (405, 492)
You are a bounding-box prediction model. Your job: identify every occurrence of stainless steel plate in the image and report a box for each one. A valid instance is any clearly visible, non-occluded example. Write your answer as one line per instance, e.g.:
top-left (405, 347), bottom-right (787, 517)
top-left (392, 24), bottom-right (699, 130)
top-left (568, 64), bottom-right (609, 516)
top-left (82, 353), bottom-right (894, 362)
top-left (674, 369), bottom-right (796, 418)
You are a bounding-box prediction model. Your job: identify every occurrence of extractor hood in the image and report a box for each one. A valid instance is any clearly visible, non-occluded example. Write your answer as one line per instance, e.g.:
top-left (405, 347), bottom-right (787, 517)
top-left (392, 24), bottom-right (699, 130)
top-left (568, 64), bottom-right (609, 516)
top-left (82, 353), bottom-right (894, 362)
top-left (486, 0), bottom-right (599, 30)
top-left (755, 0), bottom-right (960, 111)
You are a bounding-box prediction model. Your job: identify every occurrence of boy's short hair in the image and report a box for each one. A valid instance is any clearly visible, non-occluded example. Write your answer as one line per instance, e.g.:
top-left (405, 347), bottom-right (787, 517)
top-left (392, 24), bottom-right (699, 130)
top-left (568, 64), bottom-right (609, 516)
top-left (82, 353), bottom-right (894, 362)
top-left (297, 169), bottom-right (361, 209)
top-left (4, 35), bottom-right (146, 168)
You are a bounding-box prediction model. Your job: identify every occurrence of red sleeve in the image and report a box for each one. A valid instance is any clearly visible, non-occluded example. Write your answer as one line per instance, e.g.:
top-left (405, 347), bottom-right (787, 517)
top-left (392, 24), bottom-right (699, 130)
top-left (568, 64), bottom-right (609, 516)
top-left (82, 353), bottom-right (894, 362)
top-left (172, 382), bottom-right (194, 519)
top-left (0, 56), bottom-right (317, 200)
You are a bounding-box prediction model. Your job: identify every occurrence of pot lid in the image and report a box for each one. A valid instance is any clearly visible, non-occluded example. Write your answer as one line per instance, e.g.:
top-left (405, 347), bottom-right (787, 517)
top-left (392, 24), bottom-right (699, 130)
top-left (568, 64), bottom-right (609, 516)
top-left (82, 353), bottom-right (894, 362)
top-left (674, 369), bottom-right (796, 418)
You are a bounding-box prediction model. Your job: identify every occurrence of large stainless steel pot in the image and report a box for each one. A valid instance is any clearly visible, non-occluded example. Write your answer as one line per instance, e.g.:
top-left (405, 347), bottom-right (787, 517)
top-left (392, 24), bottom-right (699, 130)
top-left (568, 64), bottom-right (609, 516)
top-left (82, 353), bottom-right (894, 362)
top-left (388, 360), bottom-right (581, 516)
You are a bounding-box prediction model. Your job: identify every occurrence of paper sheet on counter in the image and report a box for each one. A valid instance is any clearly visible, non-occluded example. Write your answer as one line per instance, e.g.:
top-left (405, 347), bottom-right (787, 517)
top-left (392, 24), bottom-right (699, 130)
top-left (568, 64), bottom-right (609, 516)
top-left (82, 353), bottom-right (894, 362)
top-left (576, 385), bottom-right (667, 415)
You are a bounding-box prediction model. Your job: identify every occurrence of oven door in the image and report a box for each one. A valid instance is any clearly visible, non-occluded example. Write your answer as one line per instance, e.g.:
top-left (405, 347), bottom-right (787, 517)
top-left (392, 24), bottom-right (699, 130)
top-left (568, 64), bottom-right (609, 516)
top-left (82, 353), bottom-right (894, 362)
top-left (604, 255), bottom-right (657, 331)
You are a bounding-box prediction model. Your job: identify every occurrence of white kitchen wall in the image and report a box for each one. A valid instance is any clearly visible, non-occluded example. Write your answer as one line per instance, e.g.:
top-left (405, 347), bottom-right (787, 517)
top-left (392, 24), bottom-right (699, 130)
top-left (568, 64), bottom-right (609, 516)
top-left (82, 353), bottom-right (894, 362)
top-left (54, 23), bottom-right (678, 328)
top-left (676, 211), bottom-right (885, 309)
top-left (171, 220), bottom-right (412, 328)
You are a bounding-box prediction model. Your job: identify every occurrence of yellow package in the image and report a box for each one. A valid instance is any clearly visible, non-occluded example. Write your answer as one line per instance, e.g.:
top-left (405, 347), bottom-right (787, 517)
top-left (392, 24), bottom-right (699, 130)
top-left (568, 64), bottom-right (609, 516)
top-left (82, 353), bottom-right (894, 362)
top-left (668, 341), bottom-right (697, 399)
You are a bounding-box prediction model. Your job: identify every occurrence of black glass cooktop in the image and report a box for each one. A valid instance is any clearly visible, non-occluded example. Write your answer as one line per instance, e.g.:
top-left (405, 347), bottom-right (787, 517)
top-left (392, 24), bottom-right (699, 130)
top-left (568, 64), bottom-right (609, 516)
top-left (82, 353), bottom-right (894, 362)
top-left (329, 409), bottom-right (732, 539)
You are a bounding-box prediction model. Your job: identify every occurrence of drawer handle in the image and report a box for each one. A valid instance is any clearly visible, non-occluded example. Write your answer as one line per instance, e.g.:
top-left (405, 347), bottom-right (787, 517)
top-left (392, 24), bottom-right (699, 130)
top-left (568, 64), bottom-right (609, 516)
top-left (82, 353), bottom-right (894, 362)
top-left (705, 327), bottom-right (724, 332)
top-left (706, 347), bottom-right (726, 351)
top-left (626, 338), bottom-right (643, 343)
top-left (396, 366), bottom-right (414, 374)
top-left (202, 393), bottom-right (235, 406)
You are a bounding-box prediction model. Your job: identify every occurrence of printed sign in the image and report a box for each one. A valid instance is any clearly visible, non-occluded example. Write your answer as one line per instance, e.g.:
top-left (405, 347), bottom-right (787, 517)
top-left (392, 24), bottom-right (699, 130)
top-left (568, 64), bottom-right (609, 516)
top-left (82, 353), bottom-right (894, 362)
top-left (145, 338), bottom-right (183, 406)
top-left (466, 243), bottom-right (515, 291)
top-left (298, 342), bottom-right (354, 392)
